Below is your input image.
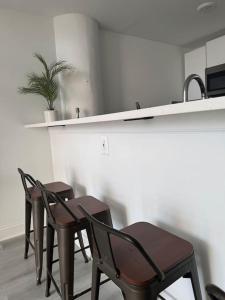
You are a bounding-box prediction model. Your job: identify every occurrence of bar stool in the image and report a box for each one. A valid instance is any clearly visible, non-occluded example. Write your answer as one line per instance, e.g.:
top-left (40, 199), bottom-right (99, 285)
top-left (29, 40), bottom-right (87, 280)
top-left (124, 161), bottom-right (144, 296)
top-left (18, 168), bottom-right (88, 285)
top-left (36, 181), bottom-right (112, 300)
top-left (79, 205), bottom-right (203, 300)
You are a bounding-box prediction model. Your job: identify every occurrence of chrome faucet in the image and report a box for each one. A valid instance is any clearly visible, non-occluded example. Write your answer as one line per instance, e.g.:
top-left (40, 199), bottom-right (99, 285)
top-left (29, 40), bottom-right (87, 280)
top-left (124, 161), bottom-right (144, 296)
top-left (183, 74), bottom-right (207, 102)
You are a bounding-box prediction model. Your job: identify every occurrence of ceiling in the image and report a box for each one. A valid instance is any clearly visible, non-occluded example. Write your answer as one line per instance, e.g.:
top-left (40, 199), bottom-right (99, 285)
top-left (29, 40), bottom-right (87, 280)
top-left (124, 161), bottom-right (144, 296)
top-left (0, 0), bottom-right (225, 46)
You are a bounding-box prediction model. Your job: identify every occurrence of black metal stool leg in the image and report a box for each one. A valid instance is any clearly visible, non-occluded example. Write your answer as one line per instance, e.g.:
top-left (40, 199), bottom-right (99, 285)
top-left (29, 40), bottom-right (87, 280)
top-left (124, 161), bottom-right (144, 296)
top-left (91, 262), bottom-right (101, 300)
top-left (189, 258), bottom-right (202, 300)
top-left (33, 200), bottom-right (44, 285)
top-left (86, 225), bottom-right (93, 256)
top-left (46, 223), bottom-right (55, 297)
top-left (57, 228), bottom-right (74, 300)
top-left (77, 231), bottom-right (89, 263)
top-left (24, 200), bottom-right (32, 259)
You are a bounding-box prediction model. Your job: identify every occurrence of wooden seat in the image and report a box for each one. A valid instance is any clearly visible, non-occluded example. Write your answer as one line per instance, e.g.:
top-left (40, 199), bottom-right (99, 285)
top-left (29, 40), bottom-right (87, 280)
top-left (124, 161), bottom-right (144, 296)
top-left (50, 196), bottom-right (110, 227)
top-left (111, 222), bottom-right (193, 287)
top-left (28, 182), bottom-right (74, 202)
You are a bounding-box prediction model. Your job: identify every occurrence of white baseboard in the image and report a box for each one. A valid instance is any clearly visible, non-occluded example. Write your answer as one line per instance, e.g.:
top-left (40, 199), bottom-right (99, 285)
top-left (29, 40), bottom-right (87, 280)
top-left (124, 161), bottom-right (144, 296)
top-left (0, 223), bottom-right (24, 242)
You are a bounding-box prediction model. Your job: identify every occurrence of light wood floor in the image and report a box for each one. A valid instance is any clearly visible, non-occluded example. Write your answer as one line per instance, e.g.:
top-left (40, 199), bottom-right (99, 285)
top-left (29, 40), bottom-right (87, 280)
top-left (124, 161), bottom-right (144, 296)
top-left (0, 235), bottom-right (122, 300)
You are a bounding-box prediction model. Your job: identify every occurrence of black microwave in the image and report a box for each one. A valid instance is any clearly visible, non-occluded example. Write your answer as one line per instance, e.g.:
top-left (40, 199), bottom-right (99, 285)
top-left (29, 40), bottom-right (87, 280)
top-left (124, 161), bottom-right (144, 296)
top-left (206, 63), bottom-right (225, 98)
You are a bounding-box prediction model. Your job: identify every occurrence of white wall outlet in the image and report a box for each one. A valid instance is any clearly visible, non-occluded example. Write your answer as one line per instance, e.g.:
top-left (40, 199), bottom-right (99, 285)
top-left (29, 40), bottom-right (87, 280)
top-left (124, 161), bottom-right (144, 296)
top-left (101, 136), bottom-right (109, 155)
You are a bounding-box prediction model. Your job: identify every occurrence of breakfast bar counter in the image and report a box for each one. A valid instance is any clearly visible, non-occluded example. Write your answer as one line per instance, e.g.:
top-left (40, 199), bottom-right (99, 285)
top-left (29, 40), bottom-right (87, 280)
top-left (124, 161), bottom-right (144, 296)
top-left (25, 96), bottom-right (225, 128)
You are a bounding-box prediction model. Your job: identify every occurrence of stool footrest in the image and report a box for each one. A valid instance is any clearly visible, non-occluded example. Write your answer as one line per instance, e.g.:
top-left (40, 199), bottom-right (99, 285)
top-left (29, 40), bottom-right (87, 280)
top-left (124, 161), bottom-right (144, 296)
top-left (43, 244), bottom-right (58, 252)
top-left (27, 235), bottom-right (78, 253)
top-left (52, 246), bottom-right (90, 265)
top-left (72, 278), bottom-right (111, 299)
top-left (47, 263), bottom-right (110, 299)
top-left (26, 237), bottom-right (35, 250)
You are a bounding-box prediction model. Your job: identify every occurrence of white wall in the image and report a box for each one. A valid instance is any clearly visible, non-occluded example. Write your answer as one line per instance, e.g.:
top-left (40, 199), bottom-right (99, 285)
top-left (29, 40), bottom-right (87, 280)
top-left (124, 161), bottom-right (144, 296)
top-left (0, 9), bottom-right (55, 241)
top-left (49, 110), bottom-right (225, 300)
top-left (185, 47), bottom-right (206, 100)
top-left (100, 30), bottom-right (184, 113)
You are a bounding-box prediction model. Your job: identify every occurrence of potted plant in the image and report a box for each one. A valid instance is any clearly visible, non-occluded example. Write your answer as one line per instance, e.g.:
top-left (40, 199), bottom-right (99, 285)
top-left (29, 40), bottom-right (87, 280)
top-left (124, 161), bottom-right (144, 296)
top-left (18, 53), bottom-right (71, 122)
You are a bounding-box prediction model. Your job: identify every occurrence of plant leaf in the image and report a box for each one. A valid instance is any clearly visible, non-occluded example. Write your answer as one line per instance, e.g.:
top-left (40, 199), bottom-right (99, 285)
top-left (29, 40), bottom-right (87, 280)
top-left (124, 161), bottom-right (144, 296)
top-left (50, 61), bottom-right (72, 79)
top-left (34, 53), bottom-right (50, 79)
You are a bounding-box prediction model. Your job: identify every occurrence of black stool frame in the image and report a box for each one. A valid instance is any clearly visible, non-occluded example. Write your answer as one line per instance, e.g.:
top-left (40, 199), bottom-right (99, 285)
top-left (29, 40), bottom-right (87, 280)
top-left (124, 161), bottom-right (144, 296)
top-left (18, 168), bottom-right (88, 285)
top-left (79, 205), bottom-right (202, 300)
top-left (18, 168), bottom-right (36, 258)
top-left (37, 181), bottom-right (111, 300)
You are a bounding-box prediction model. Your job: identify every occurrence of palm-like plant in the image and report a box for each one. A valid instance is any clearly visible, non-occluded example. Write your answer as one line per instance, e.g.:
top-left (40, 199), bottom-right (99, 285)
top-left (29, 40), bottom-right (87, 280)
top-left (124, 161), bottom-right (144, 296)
top-left (18, 53), bottom-right (72, 110)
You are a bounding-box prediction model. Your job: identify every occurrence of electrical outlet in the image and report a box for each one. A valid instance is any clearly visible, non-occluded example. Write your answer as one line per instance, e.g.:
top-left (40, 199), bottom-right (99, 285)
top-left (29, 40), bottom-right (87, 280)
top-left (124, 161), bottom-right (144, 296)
top-left (101, 136), bottom-right (109, 155)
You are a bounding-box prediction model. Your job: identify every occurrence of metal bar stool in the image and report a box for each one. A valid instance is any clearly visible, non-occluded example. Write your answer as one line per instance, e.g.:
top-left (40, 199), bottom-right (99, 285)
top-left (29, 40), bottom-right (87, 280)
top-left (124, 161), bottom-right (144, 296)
top-left (36, 181), bottom-right (112, 300)
top-left (18, 168), bottom-right (88, 285)
top-left (79, 205), bottom-right (203, 300)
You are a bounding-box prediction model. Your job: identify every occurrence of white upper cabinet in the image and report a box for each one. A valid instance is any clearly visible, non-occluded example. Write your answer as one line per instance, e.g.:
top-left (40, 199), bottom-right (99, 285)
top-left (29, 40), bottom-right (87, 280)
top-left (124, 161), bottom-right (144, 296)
top-left (184, 46), bottom-right (206, 100)
top-left (206, 36), bottom-right (225, 67)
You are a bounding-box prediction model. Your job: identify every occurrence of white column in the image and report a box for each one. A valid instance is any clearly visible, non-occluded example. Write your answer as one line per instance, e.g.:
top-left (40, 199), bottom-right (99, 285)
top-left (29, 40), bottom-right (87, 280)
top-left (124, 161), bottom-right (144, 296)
top-left (54, 14), bottom-right (103, 119)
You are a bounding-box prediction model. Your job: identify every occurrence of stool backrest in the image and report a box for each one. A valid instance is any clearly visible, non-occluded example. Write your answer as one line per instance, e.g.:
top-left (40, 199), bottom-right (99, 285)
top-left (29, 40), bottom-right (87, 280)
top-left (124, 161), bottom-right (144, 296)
top-left (18, 168), bottom-right (36, 199)
top-left (79, 205), bottom-right (165, 282)
top-left (36, 180), bottom-right (79, 225)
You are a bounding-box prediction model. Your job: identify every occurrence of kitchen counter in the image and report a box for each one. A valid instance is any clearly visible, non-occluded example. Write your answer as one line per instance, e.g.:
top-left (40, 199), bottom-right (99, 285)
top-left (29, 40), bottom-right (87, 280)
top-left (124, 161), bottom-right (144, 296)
top-left (25, 96), bottom-right (225, 128)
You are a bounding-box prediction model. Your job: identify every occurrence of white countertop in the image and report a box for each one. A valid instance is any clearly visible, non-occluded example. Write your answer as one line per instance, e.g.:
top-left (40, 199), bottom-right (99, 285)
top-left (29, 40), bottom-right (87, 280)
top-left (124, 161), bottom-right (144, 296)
top-left (25, 97), bottom-right (225, 128)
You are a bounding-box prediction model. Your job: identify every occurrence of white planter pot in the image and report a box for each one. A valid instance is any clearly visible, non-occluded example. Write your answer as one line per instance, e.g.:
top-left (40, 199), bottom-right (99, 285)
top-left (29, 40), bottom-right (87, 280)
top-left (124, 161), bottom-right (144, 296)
top-left (44, 110), bottom-right (57, 122)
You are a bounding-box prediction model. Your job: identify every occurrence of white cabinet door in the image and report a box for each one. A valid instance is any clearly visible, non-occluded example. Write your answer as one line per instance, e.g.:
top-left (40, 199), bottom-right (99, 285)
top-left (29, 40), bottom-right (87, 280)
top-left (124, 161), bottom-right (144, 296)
top-left (207, 35), bottom-right (225, 67)
top-left (184, 46), bottom-right (206, 100)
